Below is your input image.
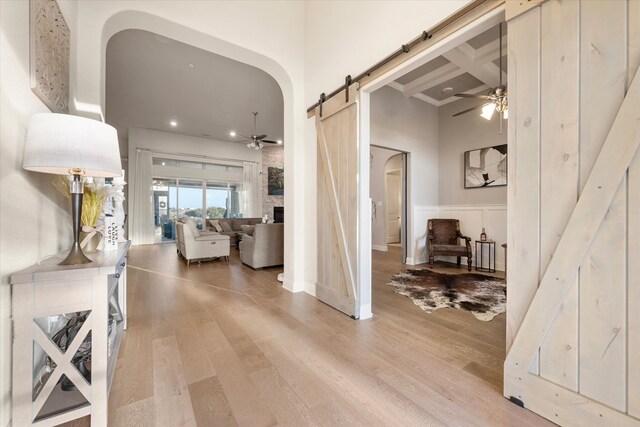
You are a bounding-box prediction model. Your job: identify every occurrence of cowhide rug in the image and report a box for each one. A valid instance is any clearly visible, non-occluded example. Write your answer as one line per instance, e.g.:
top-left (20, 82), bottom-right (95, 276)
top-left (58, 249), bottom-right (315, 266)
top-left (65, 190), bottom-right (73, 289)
top-left (387, 269), bottom-right (506, 321)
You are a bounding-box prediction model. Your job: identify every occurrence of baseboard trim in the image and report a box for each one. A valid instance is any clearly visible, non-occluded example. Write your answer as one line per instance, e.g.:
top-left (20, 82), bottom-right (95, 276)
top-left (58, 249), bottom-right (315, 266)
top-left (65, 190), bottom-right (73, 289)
top-left (283, 278), bottom-right (306, 293)
top-left (358, 304), bottom-right (373, 320)
top-left (304, 281), bottom-right (316, 296)
top-left (372, 244), bottom-right (388, 252)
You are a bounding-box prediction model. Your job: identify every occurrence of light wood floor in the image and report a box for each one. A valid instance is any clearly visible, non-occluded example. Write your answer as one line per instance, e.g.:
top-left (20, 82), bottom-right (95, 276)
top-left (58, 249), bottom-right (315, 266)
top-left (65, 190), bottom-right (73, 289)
top-left (67, 244), bottom-right (553, 426)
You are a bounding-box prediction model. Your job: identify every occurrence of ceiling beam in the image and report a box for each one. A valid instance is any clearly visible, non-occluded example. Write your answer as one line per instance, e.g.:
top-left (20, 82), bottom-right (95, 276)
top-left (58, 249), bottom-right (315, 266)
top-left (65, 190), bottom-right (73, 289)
top-left (388, 81), bottom-right (442, 106)
top-left (443, 43), bottom-right (505, 88)
top-left (402, 62), bottom-right (464, 97)
top-left (472, 34), bottom-right (507, 64)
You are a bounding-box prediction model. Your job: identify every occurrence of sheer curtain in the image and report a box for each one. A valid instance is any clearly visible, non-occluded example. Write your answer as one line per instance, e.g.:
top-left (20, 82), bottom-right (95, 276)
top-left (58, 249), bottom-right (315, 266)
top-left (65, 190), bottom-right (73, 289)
top-left (241, 162), bottom-right (259, 218)
top-left (131, 149), bottom-right (154, 245)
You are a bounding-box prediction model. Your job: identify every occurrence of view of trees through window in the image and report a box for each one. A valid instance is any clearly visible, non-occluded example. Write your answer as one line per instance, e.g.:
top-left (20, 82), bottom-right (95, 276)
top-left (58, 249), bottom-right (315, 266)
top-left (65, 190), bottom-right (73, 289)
top-left (152, 177), bottom-right (243, 243)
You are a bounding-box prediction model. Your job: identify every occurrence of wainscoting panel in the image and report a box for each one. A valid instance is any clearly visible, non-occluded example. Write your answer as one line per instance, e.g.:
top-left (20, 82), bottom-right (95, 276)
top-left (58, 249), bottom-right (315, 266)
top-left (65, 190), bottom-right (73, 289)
top-left (409, 206), bottom-right (439, 265)
top-left (410, 205), bottom-right (507, 271)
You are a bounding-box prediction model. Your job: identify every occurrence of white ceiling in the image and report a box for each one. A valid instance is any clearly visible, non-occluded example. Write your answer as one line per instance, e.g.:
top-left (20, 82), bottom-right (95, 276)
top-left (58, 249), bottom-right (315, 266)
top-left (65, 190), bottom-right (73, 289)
top-left (106, 29), bottom-right (284, 153)
top-left (388, 23), bottom-right (507, 107)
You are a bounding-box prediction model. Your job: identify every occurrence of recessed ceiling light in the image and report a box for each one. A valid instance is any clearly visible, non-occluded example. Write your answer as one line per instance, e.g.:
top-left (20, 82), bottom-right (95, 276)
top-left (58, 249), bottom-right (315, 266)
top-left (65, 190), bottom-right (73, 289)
top-left (229, 131), bottom-right (236, 137)
top-left (169, 120), bottom-right (178, 127)
top-left (442, 87), bottom-right (454, 93)
top-left (188, 63), bottom-right (195, 68)
top-left (277, 139), bottom-right (283, 144)
top-left (161, 162), bottom-right (166, 166)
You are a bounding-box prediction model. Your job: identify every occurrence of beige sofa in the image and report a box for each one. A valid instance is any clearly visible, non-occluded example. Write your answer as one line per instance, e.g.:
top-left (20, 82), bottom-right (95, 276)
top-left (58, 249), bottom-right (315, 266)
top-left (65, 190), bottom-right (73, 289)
top-left (175, 219), bottom-right (230, 265)
top-left (207, 218), bottom-right (262, 246)
top-left (239, 223), bottom-right (284, 269)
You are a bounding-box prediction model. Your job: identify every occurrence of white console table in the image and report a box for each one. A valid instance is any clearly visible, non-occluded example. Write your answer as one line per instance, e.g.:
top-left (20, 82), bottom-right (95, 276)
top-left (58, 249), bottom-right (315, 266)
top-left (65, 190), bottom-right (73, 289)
top-left (9, 241), bottom-right (130, 427)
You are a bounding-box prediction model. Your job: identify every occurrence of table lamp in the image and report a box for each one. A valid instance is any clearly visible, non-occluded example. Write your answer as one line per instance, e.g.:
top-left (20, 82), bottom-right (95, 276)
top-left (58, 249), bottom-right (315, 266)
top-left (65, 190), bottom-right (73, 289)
top-left (24, 113), bottom-right (122, 265)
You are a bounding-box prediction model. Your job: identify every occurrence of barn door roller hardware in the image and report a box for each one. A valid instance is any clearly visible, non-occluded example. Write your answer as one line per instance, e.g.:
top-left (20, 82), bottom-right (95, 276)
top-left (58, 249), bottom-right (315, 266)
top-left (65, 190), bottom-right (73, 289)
top-left (306, 0), bottom-right (491, 114)
top-left (345, 75), bottom-right (352, 102)
top-left (318, 93), bottom-right (326, 117)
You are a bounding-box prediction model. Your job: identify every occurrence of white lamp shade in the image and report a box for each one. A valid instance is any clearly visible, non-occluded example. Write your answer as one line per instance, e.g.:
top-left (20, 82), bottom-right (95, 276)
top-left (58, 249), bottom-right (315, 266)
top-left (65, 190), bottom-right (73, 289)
top-left (24, 113), bottom-right (122, 177)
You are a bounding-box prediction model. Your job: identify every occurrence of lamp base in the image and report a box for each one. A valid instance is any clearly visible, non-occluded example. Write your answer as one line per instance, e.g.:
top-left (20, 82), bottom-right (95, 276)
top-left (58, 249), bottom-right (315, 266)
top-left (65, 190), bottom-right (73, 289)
top-left (59, 242), bottom-right (93, 265)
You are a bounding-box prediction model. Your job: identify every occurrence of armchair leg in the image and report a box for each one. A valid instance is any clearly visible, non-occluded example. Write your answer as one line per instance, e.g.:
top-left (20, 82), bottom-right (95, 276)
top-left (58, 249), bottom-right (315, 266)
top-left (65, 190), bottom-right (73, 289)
top-left (187, 259), bottom-right (190, 267)
top-left (429, 254), bottom-right (434, 267)
top-left (467, 257), bottom-right (472, 271)
top-left (457, 256), bottom-right (461, 266)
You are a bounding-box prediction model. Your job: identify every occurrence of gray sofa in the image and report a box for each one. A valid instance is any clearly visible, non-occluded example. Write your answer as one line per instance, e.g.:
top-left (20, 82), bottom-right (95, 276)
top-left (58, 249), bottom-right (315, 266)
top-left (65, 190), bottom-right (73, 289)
top-left (207, 218), bottom-right (262, 245)
top-left (239, 223), bottom-right (284, 269)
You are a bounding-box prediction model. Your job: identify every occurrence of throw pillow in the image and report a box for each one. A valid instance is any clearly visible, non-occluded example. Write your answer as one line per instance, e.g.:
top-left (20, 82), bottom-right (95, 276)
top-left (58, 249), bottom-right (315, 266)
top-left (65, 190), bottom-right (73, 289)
top-left (221, 222), bottom-right (233, 232)
top-left (209, 219), bottom-right (223, 233)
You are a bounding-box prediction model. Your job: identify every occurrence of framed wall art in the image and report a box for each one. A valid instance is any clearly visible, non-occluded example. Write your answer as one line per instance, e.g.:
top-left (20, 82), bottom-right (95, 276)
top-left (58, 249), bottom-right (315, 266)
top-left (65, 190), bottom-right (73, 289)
top-left (267, 166), bottom-right (284, 195)
top-left (464, 144), bottom-right (507, 188)
top-left (30, 0), bottom-right (70, 113)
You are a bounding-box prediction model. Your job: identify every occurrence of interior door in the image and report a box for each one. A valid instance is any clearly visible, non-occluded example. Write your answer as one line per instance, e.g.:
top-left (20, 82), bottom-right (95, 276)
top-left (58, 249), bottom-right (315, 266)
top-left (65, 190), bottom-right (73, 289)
top-left (505, 1), bottom-right (640, 425)
top-left (315, 85), bottom-right (359, 318)
top-left (386, 173), bottom-right (401, 243)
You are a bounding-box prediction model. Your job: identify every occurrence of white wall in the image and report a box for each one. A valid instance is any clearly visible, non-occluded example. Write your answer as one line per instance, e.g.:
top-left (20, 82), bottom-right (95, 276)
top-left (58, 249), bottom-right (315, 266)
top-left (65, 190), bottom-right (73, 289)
top-left (128, 128), bottom-right (261, 165)
top-left (304, 0), bottom-right (472, 106)
top-left (370, 146), bottom-right (401, 250)
top-left (0, 1), bottom-right (78, 425)
top-left (371, 86), bottom-right (439, 264)
top-left (438, 98), bottom-right (508, 206)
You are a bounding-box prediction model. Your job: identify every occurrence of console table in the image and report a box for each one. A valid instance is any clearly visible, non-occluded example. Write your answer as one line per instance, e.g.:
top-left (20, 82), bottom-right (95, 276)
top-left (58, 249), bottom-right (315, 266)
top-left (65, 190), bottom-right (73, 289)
top-left (9, 241), bottom-right (130, 427)
top-left (475, 240), bottom-right (496, 273)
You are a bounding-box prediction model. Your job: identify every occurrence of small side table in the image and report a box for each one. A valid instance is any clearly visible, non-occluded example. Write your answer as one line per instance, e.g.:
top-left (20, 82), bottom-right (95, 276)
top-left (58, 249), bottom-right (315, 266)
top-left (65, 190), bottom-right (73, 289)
top-left (475, 240), bottom-right (496, 273)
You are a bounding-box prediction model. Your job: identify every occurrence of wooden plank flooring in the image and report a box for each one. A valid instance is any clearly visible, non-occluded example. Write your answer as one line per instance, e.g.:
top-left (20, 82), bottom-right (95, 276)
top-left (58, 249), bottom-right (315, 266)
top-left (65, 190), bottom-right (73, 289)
top-left (65, 244), bottom-right (553, 426)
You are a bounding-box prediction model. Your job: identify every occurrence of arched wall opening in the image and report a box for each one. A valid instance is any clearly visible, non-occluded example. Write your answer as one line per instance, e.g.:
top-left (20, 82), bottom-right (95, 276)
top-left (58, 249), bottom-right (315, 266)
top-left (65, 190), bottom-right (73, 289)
top-left (93, 10), bottom-right (299, 289)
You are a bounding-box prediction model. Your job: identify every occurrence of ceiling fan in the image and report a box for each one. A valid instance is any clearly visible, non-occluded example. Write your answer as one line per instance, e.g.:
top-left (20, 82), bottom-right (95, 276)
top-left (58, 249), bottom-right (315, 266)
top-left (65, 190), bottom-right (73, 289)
top-left (453, 22), bottom-right (508, 134)
top-left (230, 112), bottom-right (282, 150)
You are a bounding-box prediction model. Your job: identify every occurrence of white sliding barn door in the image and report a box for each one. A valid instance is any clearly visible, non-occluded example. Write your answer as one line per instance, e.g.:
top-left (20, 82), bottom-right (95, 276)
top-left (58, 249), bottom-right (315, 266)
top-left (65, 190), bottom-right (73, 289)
top-left (505, 0), bottom-right (640, 425)
top-left (315, 85), bottom-right (359, 318)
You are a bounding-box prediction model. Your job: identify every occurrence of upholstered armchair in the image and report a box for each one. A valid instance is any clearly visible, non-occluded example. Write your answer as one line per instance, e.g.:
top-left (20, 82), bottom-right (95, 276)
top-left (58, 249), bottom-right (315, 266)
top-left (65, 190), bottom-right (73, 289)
top-left (175, 222), bottom-right (230, 266)
top-left (239, 223), bottom-right (284, 269)
top-left (427, 219), bottom-right (472, 271)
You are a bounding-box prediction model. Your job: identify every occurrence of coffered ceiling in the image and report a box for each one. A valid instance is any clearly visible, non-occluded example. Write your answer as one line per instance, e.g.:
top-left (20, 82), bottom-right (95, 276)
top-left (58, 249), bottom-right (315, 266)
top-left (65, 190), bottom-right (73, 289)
top-left (388, 24), bottom-right (507, 107)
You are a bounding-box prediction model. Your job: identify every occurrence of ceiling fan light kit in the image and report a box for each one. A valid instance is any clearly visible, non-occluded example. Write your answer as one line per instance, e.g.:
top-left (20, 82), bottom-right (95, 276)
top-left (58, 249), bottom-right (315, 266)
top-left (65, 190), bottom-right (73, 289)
top-left (453, 22), bottom-right (508, 134)
top-left (231, 111), bottom-right (281, 150)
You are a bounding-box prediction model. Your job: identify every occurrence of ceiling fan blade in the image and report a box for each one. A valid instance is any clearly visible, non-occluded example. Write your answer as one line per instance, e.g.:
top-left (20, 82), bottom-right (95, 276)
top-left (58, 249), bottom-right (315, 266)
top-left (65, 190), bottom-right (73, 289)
top-left (261, 140), bottom-right (279, 144)
top-left (452, 103), bottom-right (491, 117)
top-left (234, 133), bottom-right (252, 140)
top-left (455, 93), bottom-right (493, 99)
top-left (255, 134), bottom-right (267, 140)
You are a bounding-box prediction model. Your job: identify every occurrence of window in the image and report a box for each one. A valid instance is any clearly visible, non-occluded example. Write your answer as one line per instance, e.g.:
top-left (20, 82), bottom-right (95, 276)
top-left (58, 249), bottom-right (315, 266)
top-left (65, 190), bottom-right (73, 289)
top-left (206, 181), bottom-right (228, 219)
top-left (154, 156), bottom-right (242, 172)
top-left (152, 179), bottom-right (177, 242)
top-left (177, 160), bottom-right (203, 169)
top-left (152, 177), bottom-right (248, 243)
top-left (178, 179), bottom-right (204, 229)
top-left (152, 158), bottom-right (177, 167)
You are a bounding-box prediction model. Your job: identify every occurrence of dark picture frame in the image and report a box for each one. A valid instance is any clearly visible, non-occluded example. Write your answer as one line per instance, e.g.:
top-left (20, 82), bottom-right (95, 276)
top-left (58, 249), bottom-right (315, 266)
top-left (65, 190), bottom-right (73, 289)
top-left (464, 144), bottom-right (507, 189)
top-left (267, 166), bottom-right (284, 195)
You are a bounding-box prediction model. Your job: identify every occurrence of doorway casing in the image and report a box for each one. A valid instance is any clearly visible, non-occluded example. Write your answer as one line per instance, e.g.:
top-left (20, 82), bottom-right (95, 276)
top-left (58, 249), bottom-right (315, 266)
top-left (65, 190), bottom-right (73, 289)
top-left (357, 6), bottom-right (506, 319)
